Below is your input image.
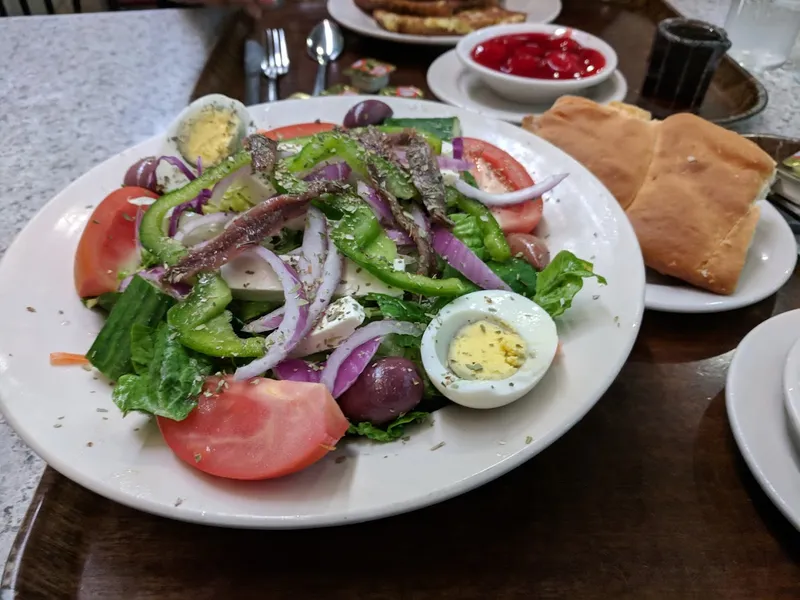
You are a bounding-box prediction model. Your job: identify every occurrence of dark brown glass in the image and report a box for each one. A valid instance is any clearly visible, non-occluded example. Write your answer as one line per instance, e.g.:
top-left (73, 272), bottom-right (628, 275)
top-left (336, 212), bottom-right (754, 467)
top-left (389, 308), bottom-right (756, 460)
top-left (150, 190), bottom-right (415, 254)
top-left (640, 18), bottom-right (732, 117)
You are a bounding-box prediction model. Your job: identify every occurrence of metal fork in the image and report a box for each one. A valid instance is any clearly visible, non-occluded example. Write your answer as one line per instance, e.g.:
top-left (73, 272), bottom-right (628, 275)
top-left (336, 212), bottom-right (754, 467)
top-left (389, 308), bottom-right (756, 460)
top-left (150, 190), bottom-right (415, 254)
top-left (262, 28), bottom-right (290, 103)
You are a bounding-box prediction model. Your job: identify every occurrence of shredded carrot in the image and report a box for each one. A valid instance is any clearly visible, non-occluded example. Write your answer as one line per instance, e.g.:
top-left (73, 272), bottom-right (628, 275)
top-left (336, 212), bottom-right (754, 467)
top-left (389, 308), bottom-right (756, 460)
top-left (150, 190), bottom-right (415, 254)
top-left (50, 352), bottom-right (90, 366)
top-left (319, 444), bottom-right (337, 452)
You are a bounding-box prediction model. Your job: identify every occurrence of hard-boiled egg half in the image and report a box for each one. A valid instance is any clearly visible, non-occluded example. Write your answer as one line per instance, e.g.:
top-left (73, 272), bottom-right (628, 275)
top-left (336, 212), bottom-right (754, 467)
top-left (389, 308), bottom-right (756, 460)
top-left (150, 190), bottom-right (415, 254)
top-left (420, 290), bottom-right (558, 409)
top-left (165, 94), bottom-right (253, 169)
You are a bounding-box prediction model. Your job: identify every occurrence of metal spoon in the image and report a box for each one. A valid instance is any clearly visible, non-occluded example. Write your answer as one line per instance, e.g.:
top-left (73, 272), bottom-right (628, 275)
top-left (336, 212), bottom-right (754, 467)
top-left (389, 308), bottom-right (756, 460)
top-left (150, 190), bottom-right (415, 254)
top-left (306, 19), bottom-right (344, 96)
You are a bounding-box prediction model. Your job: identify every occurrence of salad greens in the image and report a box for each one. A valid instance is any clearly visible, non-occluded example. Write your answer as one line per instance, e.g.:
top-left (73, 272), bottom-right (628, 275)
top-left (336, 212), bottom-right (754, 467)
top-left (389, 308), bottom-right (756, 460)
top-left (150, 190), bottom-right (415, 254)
top-left (348, 411), bottom-right (430, 443)
top-left (113, 322), bottom-right (212, 420)
top-left (87, 276), bottom-right (175, 381)
top-left (82, 105), bottom-right (606, 458)
top-left (534, 251), bottom-right (608, 318)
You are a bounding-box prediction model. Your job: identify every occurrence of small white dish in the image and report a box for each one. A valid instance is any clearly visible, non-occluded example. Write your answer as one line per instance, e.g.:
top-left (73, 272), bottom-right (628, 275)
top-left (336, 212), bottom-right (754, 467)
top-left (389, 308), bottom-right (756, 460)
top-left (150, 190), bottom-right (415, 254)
top-left (645, 201), bottom-right (797, 313)
top-left (427, 49), bottom-right (627, 123)
top-left (783, 337), bottom-right (800, 444)
top-left (455, 23), bottom-right (618, 104)
top-left (727, 309), bottom-right (800, 531)
top-left (327, 0), bottom-right (562, 47)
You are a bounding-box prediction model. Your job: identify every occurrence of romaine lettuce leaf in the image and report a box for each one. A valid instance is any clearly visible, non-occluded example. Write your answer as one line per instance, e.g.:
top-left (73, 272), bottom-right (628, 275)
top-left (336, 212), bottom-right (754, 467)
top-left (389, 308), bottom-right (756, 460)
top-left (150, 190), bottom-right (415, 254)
top-left (533, 250), bottom-right (606, 318)
top-left (488, 258), bottom-right (538, 297)
top-left (366, 293), bottom-right (432, 324)
top-left (112, 322), bottom-right (212, 421)
top-left (348, 411), bottom-right (430, 443)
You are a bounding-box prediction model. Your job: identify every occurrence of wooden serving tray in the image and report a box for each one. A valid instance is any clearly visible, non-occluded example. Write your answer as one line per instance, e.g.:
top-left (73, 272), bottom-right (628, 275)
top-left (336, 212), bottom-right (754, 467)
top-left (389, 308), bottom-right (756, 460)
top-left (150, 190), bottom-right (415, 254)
top-left (4, 276), bottom-right (800, 598)
top-left (191, 0), bottom-right (767, 124)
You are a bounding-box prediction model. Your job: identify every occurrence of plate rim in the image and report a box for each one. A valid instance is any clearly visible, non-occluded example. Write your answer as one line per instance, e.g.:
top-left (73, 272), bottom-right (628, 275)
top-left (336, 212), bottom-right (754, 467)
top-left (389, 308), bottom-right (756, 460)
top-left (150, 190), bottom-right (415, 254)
top-left (726, 309), bottom-right (800, 530)
top-left (783, 336), bottom-right (800, 444)
top-left (0, 96), bottom-right (645, 528)
top-left (644, 202), bottom-right (798, 314)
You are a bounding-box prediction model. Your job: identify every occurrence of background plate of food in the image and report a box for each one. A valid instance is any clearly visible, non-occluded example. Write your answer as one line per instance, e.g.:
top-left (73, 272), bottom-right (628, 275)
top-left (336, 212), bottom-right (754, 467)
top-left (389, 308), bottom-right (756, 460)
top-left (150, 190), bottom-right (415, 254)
top-left (327, 0), bottom-right (562, 45)
top-left (0, 96), bottom-right (643, 528)
top-left (525, 96), bottom-right (798, 314)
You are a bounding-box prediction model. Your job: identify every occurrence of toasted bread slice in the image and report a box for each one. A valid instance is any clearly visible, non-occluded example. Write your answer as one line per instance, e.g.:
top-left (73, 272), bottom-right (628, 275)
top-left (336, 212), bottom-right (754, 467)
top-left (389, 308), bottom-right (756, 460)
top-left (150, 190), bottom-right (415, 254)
top-left (373, 7), bottom-right (525, 35)
top-left (355, 0), bottom-right (496, 17)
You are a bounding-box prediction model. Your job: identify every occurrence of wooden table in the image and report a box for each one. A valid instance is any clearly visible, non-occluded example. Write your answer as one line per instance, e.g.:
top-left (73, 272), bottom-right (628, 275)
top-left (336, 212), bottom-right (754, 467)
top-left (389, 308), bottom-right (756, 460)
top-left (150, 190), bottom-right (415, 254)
top-left (4, 2), bottom-right (800, 598)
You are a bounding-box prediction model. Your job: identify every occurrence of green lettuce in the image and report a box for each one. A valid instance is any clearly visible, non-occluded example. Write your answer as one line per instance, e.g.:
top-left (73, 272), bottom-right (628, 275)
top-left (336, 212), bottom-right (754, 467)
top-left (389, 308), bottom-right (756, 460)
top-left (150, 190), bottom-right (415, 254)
top-left (348, 411), bottom-right (430, 443)
top-left (488, 258), bottom-right (538, 298)
top-left (450, 213), bottom-right (486, 260)
top-left (534, 250), bottom-right (606, 318)
top-left (366, 293), bottom-right (433, 324)
top-left (112, 323), bottom-right (212, 421)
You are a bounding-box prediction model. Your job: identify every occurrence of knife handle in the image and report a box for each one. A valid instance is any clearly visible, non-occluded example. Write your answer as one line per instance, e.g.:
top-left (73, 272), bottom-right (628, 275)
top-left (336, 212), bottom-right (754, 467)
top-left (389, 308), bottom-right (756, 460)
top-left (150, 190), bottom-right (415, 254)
top-left (245, 76), bottom-right (261, 107)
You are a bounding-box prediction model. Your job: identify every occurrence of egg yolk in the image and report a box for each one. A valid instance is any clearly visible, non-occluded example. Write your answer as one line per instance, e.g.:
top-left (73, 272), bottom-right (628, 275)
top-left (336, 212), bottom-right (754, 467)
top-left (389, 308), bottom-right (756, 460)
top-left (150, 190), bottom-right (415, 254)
top-left (448, 319), bottom-right (526, 381)
top-left (178, 107), bottom-right (240, 167)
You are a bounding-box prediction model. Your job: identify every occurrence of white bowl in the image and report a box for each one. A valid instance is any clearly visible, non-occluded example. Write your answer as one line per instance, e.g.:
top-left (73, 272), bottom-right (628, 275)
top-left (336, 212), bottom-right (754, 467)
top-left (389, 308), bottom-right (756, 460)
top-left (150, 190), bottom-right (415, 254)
top-left (456, 23), bottom-right (618, 104)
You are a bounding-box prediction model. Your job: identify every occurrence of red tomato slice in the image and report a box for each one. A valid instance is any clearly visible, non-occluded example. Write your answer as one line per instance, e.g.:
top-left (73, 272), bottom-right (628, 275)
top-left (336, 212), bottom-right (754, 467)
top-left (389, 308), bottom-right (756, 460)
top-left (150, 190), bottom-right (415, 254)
top-left (74, 186), bottom-right (157, 298)
top-left (462, 138), bottom-right (543, 234)
top-left (158, 377), bottom-right (349, 481)
top-left (259, 122), bottom-right (337, 141)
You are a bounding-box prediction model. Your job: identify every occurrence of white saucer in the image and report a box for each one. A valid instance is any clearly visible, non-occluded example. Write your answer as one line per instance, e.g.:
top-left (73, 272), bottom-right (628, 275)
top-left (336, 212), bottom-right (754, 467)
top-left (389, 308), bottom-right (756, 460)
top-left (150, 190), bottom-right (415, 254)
top-left (727, 309), bottom-right (800, 530)
top-left (645, 201), bottom-right (797, 313)
top-left (427, 49), bottom-right (628, 123)
top-left (783, 336), bottom-right (800, 444)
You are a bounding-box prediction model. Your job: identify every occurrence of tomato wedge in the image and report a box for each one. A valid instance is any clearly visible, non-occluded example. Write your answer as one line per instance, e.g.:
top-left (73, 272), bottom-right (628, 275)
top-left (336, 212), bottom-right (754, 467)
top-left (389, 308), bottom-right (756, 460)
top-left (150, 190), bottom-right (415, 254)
top-left (462, 138), bottom-right (543, 234)
top-left (259, 122), bottom-right (337, 141)
top-left (74, 187), bottom-right (157, 298)
top-left (158, 377), bottom-right (349, 480)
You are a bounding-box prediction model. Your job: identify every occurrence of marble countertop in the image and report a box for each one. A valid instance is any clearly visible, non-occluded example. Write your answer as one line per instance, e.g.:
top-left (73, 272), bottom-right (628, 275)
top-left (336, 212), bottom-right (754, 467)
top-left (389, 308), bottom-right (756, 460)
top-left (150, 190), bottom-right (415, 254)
top-left (0, 1), bottom-right (798, 569)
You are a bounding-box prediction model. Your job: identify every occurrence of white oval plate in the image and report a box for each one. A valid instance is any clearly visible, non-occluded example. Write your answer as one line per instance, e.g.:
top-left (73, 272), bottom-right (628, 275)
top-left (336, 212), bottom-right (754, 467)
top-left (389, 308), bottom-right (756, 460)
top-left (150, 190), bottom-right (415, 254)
top-left (0, 97), bottom-right (644, 528)
top-left (645, 201), bottom-right (797, 313)
top-left (427, 49), bottom-right (627, 123)
top-left (327, 0), bottom-right (562, 46)
top-left (783, 336), bottom-right (800, 444)
top-left (727, 309), bottom-right (800, 530)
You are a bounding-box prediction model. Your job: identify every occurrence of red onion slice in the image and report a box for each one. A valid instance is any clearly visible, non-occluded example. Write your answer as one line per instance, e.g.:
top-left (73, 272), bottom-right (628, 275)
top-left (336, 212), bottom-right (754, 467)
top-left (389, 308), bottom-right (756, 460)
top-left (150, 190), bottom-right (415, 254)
top-left (243, 207), bottom-right (336, 335)
top-left (173, 212), bottom-right (234, 246)
top-left (302, 238), bottom-right (342, 336)
top-left (432, 226), bottom-right (511, 291)
top-left (138, 267), bottom-right (192, 299)
top-left (436, 156), bottom-right (474, 171)
top-left (453, 173), bottom-right (568, 207)
top-left (304, 161), bottom-right (352, 182)
top-left (206, 165), bottom-right (248, 208)
top-left (410, 204), bottom-right (430, 239)
top-left (167, 189), bottom-right (212, 237)
top-left (357, 181), bottom-right (394, 225)
top-left (234, 247), bottom-right (310, 381)
top-left (118, 274), bottom-right (133, 292)
top-left (273, 359), bottom-right (322, 383)
top-left (320, 320), bottom-right (423, 398)
top-left (386, 229), bottom-right (413, 246)
top-left (160, 156), bottom-right (197, 182)
top-left (299, 207), bottom-right (327, 286)
top-left (245, 306), bottom-right (284, 333)
top-left (392, 150), bottom-right (472, 172)
top-left (452, 137), bottom-right (464, 160)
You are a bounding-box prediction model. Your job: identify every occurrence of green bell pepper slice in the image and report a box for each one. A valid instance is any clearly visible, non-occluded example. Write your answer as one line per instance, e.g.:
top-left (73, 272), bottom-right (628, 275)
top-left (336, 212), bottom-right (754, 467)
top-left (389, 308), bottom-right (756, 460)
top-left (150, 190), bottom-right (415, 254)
top-left (166, 273), bottom-right (264, 358)
top-left (453, 193), bottom-right (511, 263)
top-left (282, 132), bottom-right (416, 199)
top-left (139, 150), bottom-right (252, 266)
top-left (332, 205), bottom-right (477, 297)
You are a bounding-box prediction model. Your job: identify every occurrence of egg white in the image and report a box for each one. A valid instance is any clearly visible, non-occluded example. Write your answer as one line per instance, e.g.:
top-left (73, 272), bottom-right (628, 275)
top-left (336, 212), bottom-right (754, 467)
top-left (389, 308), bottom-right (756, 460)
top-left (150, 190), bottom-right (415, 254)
top-left (420, 290), bottom-right (558, 409)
